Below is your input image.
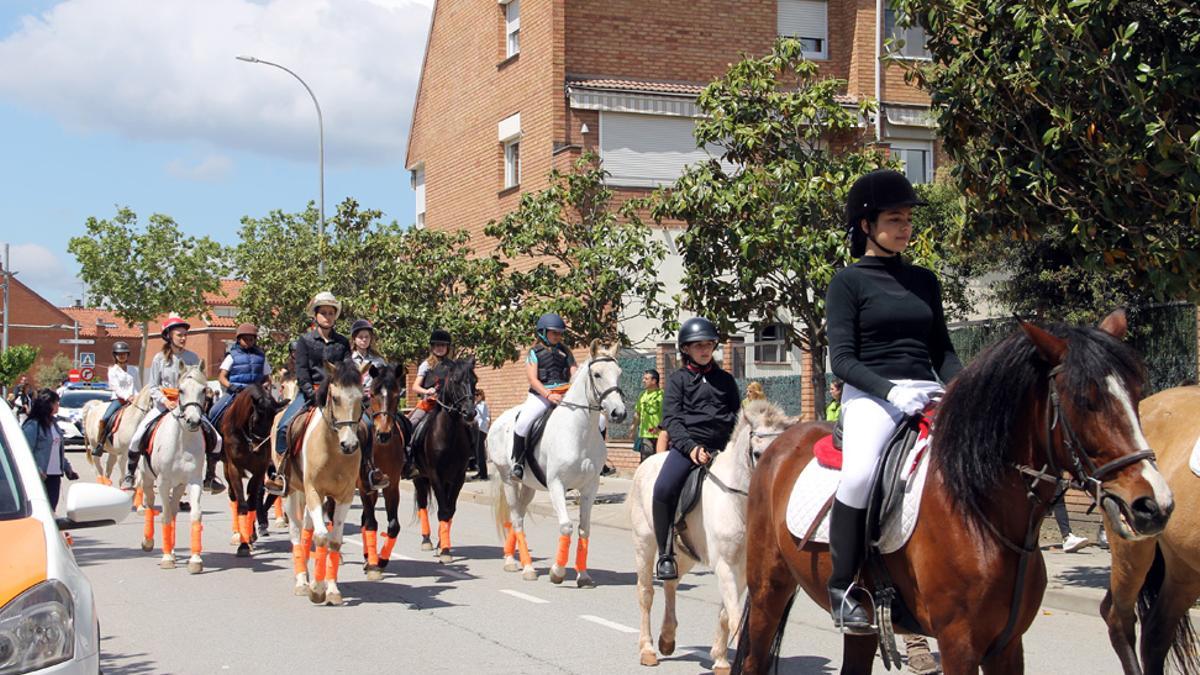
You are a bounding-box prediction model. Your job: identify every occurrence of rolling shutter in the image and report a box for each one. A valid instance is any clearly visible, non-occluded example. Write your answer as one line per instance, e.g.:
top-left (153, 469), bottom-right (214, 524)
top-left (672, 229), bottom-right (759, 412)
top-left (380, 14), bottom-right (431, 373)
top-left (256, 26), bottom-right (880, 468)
top-left (600, 112), bottom-right (726, 188)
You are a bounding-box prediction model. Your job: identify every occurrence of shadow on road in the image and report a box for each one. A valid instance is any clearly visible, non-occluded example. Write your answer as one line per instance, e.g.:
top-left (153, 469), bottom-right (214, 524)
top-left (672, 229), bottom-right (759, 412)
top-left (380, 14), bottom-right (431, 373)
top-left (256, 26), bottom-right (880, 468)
top-left (99, 635), bottom-right (160, 674)
top-left (1056, 564), bottom-right (1108, 590)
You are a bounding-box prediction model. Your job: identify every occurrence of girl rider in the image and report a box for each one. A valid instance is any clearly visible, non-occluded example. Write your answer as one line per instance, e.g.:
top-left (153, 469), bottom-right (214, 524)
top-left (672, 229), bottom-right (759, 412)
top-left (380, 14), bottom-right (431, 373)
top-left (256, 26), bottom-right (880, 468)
top-left (652, 317), bottom-right (740, 580)
top-left (208, 323), bottom-right (270, 429)
top-left (510, 313), bottom-right (577, 480)
top-left (91, 341), bottom-right (141, 457)
top-left (263, 293), bottom-right (388, 495)
top-left (824, 169), bottom-right (962, 634)
top-left (351, 319), bottom-right (389, 484)
top-left (404, 329), bottom-right (454, 478)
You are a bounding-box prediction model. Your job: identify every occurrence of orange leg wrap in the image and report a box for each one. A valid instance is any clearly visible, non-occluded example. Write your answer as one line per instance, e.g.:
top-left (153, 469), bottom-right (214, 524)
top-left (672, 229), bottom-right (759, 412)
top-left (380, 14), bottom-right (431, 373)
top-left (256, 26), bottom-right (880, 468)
top-left (274, 498), bottom-right (284, 519)
top-left (418, 508), bottom-right (431, 537)
top-left (379, 535), bottom-right (397, 562)
top-left (228, 500), bottom-right (238, 532)
top-left (575, 537), bottom-right (589, 572)
top-left (163, 521), bottom-right (176, 554)
top-left (363, 530), bottom-right (380, 566)
top-left (301, 528), bottom-right (314, 566)
top-left (292, 544), bottom-right (306, 575)
top-left (503, 525), bottom-right (517, 557)
top-left (327, 550), bottom-right (341, 582)
top-left (190, 521), bottom-right (203, 555)
top-left (556, 534), bottom-right (571, 569)
top-left (515, 531), bottom-right (532, 568)
top-left (238, 512), bottom-right (253, 545)
top-left (314, 545), bottom-right (328, 582)
top-left (439, 520), bottom-right (451, 551)
top-left (143, 508), bottom-right (155, 542)
top-left (133, 487), bottom-right (144, 510)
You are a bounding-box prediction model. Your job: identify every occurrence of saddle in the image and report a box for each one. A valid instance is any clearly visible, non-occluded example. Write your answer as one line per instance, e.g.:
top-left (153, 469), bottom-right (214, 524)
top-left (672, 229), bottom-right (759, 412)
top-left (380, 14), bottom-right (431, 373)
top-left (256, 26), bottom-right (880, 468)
top-left (286, 409), bottom-right (317, 456)
top-left (109, 402), bottom-right (131, 436)
top-left (514, 407), bottom-right (553, 487)
top-left (138, 412), bottom-right (221, 457)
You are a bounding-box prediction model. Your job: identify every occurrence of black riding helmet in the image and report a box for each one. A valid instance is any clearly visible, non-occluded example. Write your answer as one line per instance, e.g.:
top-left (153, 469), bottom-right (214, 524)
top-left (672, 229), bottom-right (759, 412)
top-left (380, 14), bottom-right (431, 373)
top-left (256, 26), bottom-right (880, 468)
top-left (845, 169), bottom-right (927, 257)
top-left (676, 317), bottom-right (720, 351)
top-left (350, 319), bottom-right (375, 338)
top-left (430, 329), bottom-right (452, 346)
top-left (112, 341), bottom-right (131, 355)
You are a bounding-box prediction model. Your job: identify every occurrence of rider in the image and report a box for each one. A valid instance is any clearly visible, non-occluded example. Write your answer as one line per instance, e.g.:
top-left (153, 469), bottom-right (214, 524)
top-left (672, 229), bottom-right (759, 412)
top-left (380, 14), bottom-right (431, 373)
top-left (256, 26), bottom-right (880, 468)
top-left (404, 329), bottom-right (454, 478)
top-left (91, 341), bottom-right (141, 457)
top-left (208, 323), bottom-right (270, 430)
top-left (350, 319), bottom-right (390, 487)
top-left (510, 313), bottom-right (577, 481)
top-left (824, 169), bottom-right (962, 633)
top-left (264, 293), bottom-right (388, 495)
top-left (652, 317), bottom-right (741, 580)
top-left (123, 315), bottom-right (222, 492)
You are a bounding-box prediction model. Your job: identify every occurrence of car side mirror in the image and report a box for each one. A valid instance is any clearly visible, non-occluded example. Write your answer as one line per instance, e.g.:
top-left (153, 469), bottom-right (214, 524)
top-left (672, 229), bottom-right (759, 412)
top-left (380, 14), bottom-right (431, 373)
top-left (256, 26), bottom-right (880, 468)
top-left (56, 483), bottom-right (132, 530)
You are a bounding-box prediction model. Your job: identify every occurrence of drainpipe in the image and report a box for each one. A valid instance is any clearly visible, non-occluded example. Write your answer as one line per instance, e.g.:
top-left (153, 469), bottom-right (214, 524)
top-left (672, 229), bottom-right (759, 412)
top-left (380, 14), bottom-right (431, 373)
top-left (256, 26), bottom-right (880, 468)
top-left (875, 0), bottom-right (884, 142)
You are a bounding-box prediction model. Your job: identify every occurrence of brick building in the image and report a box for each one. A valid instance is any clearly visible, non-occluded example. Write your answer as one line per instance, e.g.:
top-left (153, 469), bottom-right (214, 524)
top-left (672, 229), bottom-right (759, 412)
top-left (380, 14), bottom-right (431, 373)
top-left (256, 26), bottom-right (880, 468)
top-left (406, 1), bottom-right (941, 461)
top-left (135, 279), bottom-right (247, 380)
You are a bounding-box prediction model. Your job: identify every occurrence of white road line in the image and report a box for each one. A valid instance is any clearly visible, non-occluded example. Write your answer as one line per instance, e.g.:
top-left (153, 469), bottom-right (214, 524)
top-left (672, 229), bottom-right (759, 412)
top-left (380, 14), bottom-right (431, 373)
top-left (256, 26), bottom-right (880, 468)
top-left (499, 589), bottom-right (550, 604)
top-left (579, 615), bottom-right (639, 634)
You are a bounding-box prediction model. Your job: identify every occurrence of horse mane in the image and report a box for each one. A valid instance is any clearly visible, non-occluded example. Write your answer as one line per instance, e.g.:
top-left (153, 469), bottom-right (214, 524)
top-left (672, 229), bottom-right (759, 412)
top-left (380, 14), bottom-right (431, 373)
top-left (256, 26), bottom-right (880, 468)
top-left (933, 322), bottom-right (1145, 525)
top-left (316, 359), bottom-right (362, 406)
top-left (369, 364), bottom-right (401, 397)
top-left (740, 398), bottom-right (793, 432)
top-left (226, 385), bottom-right (259, 423)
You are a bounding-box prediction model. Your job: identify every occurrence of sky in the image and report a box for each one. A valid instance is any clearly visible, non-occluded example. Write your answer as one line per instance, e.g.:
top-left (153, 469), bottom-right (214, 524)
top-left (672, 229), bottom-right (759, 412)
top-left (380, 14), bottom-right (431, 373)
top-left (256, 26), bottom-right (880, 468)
top-left (0, 0), bottom-right (432, 306)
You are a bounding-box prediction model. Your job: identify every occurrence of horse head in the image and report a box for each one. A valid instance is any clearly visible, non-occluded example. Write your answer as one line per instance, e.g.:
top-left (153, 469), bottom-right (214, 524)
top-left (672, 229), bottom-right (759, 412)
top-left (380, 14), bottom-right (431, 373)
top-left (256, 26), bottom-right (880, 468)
top-left (177, 366), bottom-right (207, 432)
top-left (441, 356), bottom-right (478, 422)
top-left (1020, 310), bottom-right (1173, 539)
top-left (587, 340), bottom-right (627, 424)
top-left (321, 360), bottom-right (365, 455)
top-left (739, 399), bottom-right (799, 466)
top-left (368, 363), bottom-right (403, 442)
top-left (248, 384), bottom-right (285, 437)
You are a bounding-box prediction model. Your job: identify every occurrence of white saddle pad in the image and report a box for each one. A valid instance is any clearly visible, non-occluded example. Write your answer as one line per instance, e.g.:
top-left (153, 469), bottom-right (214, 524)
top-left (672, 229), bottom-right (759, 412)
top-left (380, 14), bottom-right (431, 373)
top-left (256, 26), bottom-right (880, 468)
top-left (785, 434), bottom-right (933, 554)
top-left (1188, 432), bottom-right (1200, 478)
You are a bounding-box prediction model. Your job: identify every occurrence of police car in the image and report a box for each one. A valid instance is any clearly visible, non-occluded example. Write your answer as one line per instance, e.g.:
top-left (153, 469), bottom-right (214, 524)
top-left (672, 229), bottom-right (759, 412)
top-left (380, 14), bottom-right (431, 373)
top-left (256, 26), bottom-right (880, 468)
top-left (55, 384), bottom-right (111, 450)
top-left (0, 397), bottom-right (131, 673)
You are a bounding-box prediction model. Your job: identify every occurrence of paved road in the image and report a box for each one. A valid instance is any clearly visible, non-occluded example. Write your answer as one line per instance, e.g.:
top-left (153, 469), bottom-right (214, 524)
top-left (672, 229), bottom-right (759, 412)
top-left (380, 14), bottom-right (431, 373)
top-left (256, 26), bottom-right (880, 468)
top-left (67, 461), bottom-right (1123, 674)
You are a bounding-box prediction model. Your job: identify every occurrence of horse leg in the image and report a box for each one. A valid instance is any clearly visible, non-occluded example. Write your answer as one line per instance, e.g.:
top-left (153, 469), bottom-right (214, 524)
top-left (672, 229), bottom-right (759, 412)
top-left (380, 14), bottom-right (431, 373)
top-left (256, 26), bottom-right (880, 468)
top-left (711, 556), bottom-right (745, 674)
top-left (1139, 562), bottom-right (1200, 675)
top-left (247, 474), bottom-right (265, 541)
top-left (501, 479), bottom-right (521, 572)
top-left (159, 487), bottom-right (177, 569)
top-left (360, 486), bottom-right (382, 580)
top-left (735, 548), bottom-right (798, 675)
top-left (324, 500), bottom-right (351, 606)
top-left (378, 484), bottom-right (401, 570)
top-left (285, 490), bottom-right (310, 596)
top-left (659, 557), bottom-right (695, 657)
top-left (636, 524), bottom-right (659, 666)
top-left (414, 477), bottom-right (434, 551)
top-left (434, 477), bottom-right (464, 564)
top-left (140, 478), bottom-right (157, 552)
top-left (574, 479), bottom-right (599, 588)
top-left (512, 488), bottom-right (537, 581)
top-left (306, 493), bottom-right (330, 605)
top-left (1102, 535), bottom-right (1156, 675)
top-left (841, 634), bottom-right (881, 675)
top-left (186, 480), bottom-right (204, 574)
top-left (546, 479), bottom-right (574, 585)
top-left (935, 623), bottom-right (984, 675)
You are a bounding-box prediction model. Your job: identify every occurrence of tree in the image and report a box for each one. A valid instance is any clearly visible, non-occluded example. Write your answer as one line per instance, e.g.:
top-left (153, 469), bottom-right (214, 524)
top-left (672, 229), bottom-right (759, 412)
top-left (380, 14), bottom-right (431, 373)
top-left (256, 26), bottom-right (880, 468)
top-left (68, 208), bottom-right (228, 360)
top-left (893, 0), bottom-right (1200, 301)
top-left (653, 38), bottom-right (964, 414)
top-left (36, 354), bottom-right (73, 389)
top-left (0, 345), bottom-right (39, 388)
top-left (483, 152), bottom-right (672, 358)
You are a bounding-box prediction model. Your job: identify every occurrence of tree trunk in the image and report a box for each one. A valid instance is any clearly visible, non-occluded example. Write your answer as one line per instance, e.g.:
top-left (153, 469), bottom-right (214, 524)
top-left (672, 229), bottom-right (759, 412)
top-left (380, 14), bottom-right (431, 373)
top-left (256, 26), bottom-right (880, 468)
top-left (811, 343), bottom-right (827, 420)
top-left (139, 322), bottom-right (149, 374)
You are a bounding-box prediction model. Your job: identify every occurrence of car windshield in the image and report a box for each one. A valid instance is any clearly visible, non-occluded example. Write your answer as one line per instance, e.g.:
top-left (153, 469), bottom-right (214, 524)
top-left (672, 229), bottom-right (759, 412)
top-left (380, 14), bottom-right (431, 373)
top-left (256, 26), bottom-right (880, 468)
top-left (0, 428), bottom-right (28, 520)
top-left (59, 391), bottom-right (111, 408)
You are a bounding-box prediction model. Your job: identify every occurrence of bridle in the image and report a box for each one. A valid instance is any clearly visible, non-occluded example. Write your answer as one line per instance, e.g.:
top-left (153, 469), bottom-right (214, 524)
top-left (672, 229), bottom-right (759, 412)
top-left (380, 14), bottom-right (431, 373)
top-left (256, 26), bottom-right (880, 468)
top-left (320, 384), bottom-right (363, 435)
top-left (368, 385), bottom-right (403, 442)
top-left (704, 424), bottom-right (786, 498)
top-left (434, 367), bottom-right (476, 420)
top-left (172, 377), bottom-right (206, 429)
top-left (557, 356), bottom-right (626, 413)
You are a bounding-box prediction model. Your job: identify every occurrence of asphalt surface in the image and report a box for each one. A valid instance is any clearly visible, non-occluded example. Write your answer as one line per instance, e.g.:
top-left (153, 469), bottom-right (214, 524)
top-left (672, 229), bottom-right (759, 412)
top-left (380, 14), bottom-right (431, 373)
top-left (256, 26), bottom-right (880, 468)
top-left (65, 459), bottom-right (1126, 674)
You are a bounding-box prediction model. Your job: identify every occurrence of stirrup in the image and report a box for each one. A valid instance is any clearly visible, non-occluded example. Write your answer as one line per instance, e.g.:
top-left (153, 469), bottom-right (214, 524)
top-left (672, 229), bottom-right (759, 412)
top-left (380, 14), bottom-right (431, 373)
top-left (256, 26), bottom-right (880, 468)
top-left (511, 462), bottom-right (524, 480)
top-left (90, 444), bottom-right (106, 457)
top-left (655, 554), bottom-right (678, 581)
top-left (368, 469), bottom-right (390, 491)
top-left (264, 475), bottom-right (286, 496)
top-left (832, 583), bottom-right (877, 635)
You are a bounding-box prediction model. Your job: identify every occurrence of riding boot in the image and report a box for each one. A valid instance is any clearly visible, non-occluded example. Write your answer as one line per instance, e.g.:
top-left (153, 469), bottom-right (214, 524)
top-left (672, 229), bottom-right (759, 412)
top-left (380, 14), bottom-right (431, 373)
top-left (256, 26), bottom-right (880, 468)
top-left (264, 453), bottom-right (289, 496)
top-left (204, 452), bottom-right (226, 495)
top-left (122, 449), bottom-right (140, 491)
top-left (510, 433), bottom-right (527, 481)
top-left (827, 499), bottom-right (873, 634)
top-left (652, 498), bottom-right (678, 580)
top-left (91, 418), bottom-right (109, 457)
top-left (361, 434), bottom-right (390, 492)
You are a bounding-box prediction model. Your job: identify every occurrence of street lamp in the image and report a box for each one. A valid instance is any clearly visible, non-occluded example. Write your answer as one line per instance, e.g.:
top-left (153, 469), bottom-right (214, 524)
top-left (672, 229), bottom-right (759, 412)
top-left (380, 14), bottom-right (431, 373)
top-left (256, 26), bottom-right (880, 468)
top-left (236, 55), bottom-right (326, 277)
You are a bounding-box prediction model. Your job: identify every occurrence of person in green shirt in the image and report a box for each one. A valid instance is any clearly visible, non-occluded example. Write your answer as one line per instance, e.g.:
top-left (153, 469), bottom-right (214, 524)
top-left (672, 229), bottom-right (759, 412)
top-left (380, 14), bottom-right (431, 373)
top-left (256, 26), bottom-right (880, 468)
top-left (633, 369), bottom-right (664, 462)
top-left (825, 378), bottom-right (844, 422)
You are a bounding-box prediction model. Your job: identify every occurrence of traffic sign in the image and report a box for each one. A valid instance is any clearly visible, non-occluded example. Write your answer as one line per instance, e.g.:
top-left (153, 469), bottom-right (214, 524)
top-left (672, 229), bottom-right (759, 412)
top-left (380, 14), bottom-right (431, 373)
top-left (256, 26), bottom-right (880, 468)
top-left (58, 338), bottom-right (96, 345)
top-left (80, 367), bottom-right (95, 382)
top-left (68, 369), bottom-right (81, 383)
top-left (79, 352), bottom-right (96, 367)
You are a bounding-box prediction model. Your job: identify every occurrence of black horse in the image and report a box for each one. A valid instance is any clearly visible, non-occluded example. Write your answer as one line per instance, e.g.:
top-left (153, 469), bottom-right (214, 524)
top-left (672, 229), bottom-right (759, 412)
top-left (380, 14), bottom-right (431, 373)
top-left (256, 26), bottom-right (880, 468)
top-left (412, 357), bottom-right (478, 563)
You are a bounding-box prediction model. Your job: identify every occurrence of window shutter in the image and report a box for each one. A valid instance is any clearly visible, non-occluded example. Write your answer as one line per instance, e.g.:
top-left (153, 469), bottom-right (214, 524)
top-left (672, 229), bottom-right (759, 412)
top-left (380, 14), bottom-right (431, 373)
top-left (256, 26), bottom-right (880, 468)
top-left (414, 168), bottom-right (426, 216)
top-left (777, 0), bottom-right (827, 43)
top-left (506, 0), bottom-right (520, 35)
top-left (599, 112), bottom-right (732, 188)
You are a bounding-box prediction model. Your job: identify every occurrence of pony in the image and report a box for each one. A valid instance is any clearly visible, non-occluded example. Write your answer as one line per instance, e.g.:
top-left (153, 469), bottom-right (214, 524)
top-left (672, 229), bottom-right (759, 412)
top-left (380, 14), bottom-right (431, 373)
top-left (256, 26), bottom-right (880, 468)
top-left (733, 312), bottom-right (1175, 674)
top-left (489, 340), bottom-right (627, 586)
top-left (138, 366), bottom-right (210, 574)
top-left (358, 363), bottom-right (410, 579)
top-left (411, 357), bottom-right (478, 563)
top-left (281, 360), bottom-right (367, 605)
top-left (1102, 385), bottom-right (1200, 675)
top-left (631, 399), bottom-right (797, 673)
top-left (221, 383), bottom-right (285, 557)
top-left (82, 387), bottom-right (154, 487)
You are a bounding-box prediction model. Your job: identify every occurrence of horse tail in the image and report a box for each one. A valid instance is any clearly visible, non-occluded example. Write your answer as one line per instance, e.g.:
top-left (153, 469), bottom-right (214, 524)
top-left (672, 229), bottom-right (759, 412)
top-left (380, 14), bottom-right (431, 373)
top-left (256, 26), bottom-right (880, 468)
top-left (1137, 542), bottom-right (1200, 674)
top-left (731, 590), bottom-right (796, 675)
top-left (491, 473), bottom-right (510, 542)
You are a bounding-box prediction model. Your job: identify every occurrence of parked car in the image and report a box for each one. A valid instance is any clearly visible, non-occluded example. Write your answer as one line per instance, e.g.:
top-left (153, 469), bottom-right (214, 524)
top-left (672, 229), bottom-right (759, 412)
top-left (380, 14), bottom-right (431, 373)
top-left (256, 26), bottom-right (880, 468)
top-left (0, 397), bottom-right (131, 673)
top-left (55, 389), bottom-right (112, 450)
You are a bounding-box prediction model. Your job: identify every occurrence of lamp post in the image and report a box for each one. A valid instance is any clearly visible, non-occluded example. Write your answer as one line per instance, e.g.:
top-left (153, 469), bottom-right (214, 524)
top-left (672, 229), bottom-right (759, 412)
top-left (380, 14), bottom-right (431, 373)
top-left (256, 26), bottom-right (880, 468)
top-left (236, 55), bottom-right (326, 277)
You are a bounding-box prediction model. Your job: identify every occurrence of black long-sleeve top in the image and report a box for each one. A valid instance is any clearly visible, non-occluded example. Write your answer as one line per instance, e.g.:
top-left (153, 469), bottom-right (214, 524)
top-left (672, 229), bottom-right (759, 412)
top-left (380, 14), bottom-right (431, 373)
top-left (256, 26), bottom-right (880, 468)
top-left (662, 364), bottom-right (742, 456)
top-left (294, 328), bottom-right (352, 403)
top-left (825, 255), bottom-right (963, 401)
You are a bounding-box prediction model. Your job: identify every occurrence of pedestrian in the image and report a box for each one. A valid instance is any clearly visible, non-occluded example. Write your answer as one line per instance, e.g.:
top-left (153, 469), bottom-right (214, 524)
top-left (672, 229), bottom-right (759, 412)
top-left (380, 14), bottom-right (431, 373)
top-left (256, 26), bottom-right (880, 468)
top-left (632, 369), bottom-right (664, 463)
top-left (825, 378), bottom-right (844, 422)
top-left (742, 380), bottom-right (766, 407)
top-left (652, 317), bottom-right (741, 580)
top-left (1052, 501), bottom-right (1090, 552)
top-left (406, 329), bottom-right (455, 478)
top-left (471, 389), bottom-right (489, 481)
top-left (8, 375), bottom-right (32, 421)
top-left (22, 388), bottom-right (78, 511)
top-left (510, 313), bottom-right (577, 480)
top-left (824, 169), bottom-right (962, 633)
top-left (91, 341), bottom-right (141, 457)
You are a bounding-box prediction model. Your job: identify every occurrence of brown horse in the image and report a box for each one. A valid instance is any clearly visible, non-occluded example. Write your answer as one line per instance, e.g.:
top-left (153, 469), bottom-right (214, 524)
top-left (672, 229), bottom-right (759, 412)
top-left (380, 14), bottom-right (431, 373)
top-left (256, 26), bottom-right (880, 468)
top-left (734, 311), bottom-right (1175, 674)
top-left (358, 363), bottom-right (408, 580)
top-left (221, 384), bottom-right (285, 557)
top-left (412, 356), bottom-right (477, 563)
top-left (1102, 385), bottom-right (1200, 675)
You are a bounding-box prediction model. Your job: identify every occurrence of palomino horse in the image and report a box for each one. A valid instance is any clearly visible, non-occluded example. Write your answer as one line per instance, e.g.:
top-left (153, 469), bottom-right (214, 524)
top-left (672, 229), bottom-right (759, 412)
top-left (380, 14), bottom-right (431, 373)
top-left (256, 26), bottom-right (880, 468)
top-left (733, 312), bottom-right (1174, 674)
top-left (83, 387), bottom-right (154, 487)
top-left (138, 366), bottom-right (210, 574)
top-left (221, 384), bottom-right (285, 557)
top-left (1102, 385), bottom-right (1200, 675)
top-left (631, 400), bottom-right (797, 673)
top-left (359, 363), bottom-right (409, 579)
top-left (489, 340), bottom-right (627, 586)
top-left (411, 357), bottom-right (478, 563)
top-left (280, 360), bottom-right (366, 605)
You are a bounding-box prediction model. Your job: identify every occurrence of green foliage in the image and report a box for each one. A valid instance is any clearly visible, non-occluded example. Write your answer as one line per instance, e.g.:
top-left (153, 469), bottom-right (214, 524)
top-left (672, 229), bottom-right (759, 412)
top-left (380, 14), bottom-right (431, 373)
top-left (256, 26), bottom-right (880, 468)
top-left (907, 179), bottom-right (974, 320)
top-left (35, 354), bottom-right (73, 389)
top-left (484, 152), bottom-right (671, 358)
top-left (0, 345), bottom-right (39, 388)
top-left (894, 0), bottom-right (1200, 302)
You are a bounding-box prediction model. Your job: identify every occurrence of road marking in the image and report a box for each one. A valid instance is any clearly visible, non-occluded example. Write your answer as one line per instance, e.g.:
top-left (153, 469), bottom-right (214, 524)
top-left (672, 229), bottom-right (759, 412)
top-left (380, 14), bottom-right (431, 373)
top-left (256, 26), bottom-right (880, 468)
top-left (500, 589), bottom-right (549, 604)
top-left (579, 614), bottom-right (639, 634)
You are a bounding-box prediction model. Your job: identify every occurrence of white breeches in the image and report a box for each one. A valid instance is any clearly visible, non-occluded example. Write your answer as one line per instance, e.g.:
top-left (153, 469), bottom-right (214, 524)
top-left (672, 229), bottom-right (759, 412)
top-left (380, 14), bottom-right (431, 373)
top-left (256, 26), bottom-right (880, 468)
top-left (835, 379), bottom-right (943, 509)
top-left (513, 393), bottom-right (552, 437)
top-left (129, 402), bottom-right (168, 452)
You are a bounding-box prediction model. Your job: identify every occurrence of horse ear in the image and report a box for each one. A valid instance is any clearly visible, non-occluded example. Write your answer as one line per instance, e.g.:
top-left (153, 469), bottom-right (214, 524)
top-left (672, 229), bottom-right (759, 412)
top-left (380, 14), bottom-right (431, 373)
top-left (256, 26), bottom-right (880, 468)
top-left (368, 364), bottom-right (380, 379)
top-left (464, 356), bottom-right (476, 370)
top-left (1098, 309), bottom-right (1128, 339)
top-left (589, 339), bottom-right (601, 358)
top-left (324, 361), bottom-right (337, 379)
top-left (1020, 320), bottom-right (1067, 367)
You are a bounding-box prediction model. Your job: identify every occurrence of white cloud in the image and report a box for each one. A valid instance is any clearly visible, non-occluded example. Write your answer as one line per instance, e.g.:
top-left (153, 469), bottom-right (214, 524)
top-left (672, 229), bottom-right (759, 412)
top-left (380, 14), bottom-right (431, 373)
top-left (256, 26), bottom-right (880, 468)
top-left (0, 0), bottom-right (434, 166)
top-left (166, 153), bottom-right (234, 182)
top-left (8, 243), bottom-right (79, 305)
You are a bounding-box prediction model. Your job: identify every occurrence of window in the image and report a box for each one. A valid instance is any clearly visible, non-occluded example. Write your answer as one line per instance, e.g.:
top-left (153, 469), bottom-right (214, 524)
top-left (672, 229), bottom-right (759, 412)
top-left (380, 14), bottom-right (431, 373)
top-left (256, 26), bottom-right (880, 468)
top-left (754, 324), bottom-right (790, 363)
top-left (504, 140), bottom-right (521, 189)
top-left (891, 141), bottom-right (933, 184)
top-left (504, 0), bottom-right (520, 58)
top-left (413, 166), bottom-right (426, 227)
top-left (599, 112), bottom-right (733, 188)
top-left (884, 2), bottom-right (930, 59)
top-left (778, 0), bottom-right (828, 60)
top-left (213, 306), bottom-right (238, 318)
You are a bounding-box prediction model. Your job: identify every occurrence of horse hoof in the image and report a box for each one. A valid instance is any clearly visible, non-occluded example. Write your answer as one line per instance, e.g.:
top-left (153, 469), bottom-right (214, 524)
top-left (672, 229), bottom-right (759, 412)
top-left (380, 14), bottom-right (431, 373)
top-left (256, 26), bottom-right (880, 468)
top-left (309, 589), bottom-right (326, 605)
top-left (160, 558), bottom-right (176, 570)
top-left (366, 567), bottom-right (383, 581)
top-left (377, 559), bottom-right (389, 570)
top-left (293, 584), bottom-right (309, 597)
top-left (273, 518), bottom-right (288, 529)
top-left (639, 652), bottom-right (659, 667)
top-left (188, 561), bottom-right (203, 575)
top-left (236, 543), bottom-right (251, 558)
top-left (550, 567), bottom-right (565, 585)
top-left (229, 532), bottom-right (242, 546)
top-left (522, 568), bottom-right (538, 581)
top-left (658, 638), bottom-right (675, 656)
top-left (141, 538), bottom-right (154, 552)
top-left (420, 537), bottom-right (433, 551)
top-left (504, 562), bottom-right (519, 573)
top-left (137, 505), bottom-right (146, 514)
top-left (438, 551), bottom-right (453, 564)
top-left (327, 592), bottom-right (344, 606)
top-left (577, 575), bottom-right (597, 589)
top-left (712, 665), bottom-right (730, 675)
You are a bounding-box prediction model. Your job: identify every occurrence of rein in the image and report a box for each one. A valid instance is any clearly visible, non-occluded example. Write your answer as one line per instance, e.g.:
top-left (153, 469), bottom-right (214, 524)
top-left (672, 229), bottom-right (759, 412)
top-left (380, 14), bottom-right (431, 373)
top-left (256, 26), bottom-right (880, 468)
top-left (556, 356), bottom-right (626, 413)
top-left (704, 428), bottom-right (783, 497)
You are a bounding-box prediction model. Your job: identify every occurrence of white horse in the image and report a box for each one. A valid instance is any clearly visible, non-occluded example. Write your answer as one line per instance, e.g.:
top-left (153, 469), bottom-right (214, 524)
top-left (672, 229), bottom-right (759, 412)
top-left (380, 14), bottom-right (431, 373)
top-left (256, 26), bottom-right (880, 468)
top-left (630, 399), bottom-right (796, 673)
top-left (138, 366), bottom-right (208, 574)
top-left (489, 340), bottom-right (627, 587)
top-left (82, 388), bottom-right (153, 487)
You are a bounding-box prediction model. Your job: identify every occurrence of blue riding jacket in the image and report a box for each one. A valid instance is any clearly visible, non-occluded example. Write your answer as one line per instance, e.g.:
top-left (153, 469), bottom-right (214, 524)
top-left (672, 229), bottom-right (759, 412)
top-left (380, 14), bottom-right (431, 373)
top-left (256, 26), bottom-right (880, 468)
top-left (227, 344), bottom-right (267, 390)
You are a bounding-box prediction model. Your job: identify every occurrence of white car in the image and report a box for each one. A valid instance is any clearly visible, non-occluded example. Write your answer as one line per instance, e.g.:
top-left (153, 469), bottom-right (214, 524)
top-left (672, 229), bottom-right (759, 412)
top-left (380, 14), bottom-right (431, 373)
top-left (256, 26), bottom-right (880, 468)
top-left (0, 398), bottom-right (131, 673)
top-left (54, 389), bottom-right (112, 450)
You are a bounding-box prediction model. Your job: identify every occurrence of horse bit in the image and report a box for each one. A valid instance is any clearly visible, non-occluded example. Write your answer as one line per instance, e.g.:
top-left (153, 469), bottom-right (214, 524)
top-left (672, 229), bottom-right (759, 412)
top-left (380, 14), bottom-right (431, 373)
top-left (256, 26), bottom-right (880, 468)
top-left (557, 356), bottom-right (626, 413)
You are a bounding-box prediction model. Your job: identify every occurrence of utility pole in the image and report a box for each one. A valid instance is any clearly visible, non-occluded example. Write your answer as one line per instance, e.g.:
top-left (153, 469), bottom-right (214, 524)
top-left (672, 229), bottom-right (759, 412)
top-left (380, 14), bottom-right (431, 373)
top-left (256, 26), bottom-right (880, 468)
top-left (2, 242), bottom-right (9, 352)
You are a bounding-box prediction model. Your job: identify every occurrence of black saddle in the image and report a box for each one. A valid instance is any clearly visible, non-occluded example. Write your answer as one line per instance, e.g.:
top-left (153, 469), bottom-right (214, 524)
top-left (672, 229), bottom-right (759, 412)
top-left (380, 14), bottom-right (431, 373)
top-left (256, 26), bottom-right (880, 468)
top-left (865, 415), bottom-right (924, 549)
top-left (410, 409), bottom-right (433, 450)
top-left (675, 464), bottom-right (706, 527)
top-left (514, 408), bottom-right (552, 487)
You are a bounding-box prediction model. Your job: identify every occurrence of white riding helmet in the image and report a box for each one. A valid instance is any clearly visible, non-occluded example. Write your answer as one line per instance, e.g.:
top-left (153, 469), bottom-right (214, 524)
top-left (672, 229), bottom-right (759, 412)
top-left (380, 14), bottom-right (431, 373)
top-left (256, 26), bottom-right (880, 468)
top-left (305, 291), bottom-right (342, 320)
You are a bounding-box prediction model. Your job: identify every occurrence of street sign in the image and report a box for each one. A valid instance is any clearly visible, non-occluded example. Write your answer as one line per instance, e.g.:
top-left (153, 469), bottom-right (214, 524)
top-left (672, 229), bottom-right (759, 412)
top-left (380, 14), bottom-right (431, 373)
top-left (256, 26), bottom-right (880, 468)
top-left (80, 367), bottom-right (94, 382)
top-left (58, 338), bottom-right (95, 345)
top-left (79, 352), bottom-right (96, 367)
top-left (68, 369), bottom-right (81, 383)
